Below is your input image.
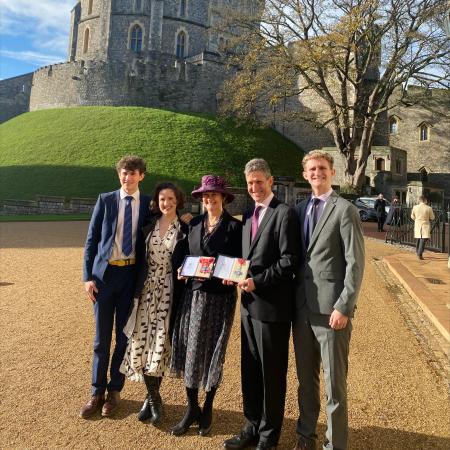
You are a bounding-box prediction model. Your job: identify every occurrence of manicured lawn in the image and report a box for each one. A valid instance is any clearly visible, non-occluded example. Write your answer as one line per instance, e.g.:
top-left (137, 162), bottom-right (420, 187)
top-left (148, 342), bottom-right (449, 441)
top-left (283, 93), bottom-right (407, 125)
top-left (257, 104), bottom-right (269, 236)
top-left (0, 107), bottom-right (303, 200)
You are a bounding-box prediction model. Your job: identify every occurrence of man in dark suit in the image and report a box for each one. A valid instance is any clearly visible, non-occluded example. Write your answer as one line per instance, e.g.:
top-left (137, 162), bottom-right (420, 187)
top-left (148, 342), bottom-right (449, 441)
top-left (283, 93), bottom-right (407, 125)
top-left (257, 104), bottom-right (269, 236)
top-left (374, 193), bottom-right (387, 232)
top-left (224, 159), bottom-right (298, 450)
top-left (80, 155), bottom-right (150, 419)
top-left (292, 151), bottom-right (365, 450)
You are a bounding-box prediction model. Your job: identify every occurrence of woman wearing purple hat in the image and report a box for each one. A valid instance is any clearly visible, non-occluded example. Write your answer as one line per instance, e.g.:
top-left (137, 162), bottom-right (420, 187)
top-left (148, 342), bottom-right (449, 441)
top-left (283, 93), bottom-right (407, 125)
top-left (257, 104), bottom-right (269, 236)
top-left (169, 175), bottom-right (242, 437)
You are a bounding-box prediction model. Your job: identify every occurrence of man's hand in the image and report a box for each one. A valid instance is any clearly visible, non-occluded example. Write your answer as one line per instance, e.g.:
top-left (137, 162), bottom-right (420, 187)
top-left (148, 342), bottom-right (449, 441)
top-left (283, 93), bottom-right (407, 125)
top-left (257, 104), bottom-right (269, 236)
top-left (238, 278), bottom-right (255, 293)
top-left (222, 279), bottom-right (236, 286)
top-left (329, 309), bottom-right (349, 330)
top-left (84, 280), bottom-right (98, 303)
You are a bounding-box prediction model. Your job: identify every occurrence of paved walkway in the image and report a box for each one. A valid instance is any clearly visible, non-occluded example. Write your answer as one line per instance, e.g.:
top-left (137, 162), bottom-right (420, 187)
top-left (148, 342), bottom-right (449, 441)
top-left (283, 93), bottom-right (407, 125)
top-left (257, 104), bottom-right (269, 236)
top-left (362, 221), bottom-right (450, 342)
top-left (384, 252), bottom-right (449, 342)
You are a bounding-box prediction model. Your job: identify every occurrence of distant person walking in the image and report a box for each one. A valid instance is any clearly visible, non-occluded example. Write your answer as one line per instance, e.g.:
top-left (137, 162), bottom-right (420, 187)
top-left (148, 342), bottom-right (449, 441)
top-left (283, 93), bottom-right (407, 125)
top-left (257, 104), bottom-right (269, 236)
top-left (374, 194), bottom-right (387, 232)
top-left (411, 196), bottom-right (435, 260)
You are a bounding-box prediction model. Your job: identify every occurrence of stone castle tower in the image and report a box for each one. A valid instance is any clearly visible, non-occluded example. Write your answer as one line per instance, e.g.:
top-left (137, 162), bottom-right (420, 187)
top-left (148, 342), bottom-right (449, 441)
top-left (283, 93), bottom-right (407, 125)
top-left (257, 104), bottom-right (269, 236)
top-left (5, 0), bottom-right (257, 116)
top-left (67, 0), bottom-right (246, 64)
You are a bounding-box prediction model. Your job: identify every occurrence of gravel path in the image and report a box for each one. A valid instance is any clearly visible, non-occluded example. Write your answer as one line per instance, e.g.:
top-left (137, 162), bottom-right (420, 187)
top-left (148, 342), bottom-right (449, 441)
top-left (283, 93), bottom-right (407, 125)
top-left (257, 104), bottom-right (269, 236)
top-left (0, 222), bottom-right (448, 450)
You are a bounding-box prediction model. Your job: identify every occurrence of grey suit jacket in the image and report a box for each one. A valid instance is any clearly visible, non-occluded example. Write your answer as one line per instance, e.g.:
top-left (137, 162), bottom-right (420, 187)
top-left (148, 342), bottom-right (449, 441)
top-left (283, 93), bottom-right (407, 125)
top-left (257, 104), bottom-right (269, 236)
top-left (295, 191), bottom-right (365, 317)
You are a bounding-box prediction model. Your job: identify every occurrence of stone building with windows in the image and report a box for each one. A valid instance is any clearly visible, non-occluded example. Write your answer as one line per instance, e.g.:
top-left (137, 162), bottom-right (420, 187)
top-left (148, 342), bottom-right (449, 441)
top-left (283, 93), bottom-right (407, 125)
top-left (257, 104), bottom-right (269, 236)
top-left (0, 0), bottom-right (257, 122)
top-left (387, 86), bottom-right (450, 207)
top-left (275, 83), bottom-right (449, 207)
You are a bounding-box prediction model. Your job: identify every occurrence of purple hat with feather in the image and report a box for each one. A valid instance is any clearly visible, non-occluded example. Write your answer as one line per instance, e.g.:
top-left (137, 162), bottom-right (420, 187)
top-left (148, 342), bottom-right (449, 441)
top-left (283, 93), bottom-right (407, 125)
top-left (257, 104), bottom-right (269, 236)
top-left (191, 175), bottom-right (235, 203)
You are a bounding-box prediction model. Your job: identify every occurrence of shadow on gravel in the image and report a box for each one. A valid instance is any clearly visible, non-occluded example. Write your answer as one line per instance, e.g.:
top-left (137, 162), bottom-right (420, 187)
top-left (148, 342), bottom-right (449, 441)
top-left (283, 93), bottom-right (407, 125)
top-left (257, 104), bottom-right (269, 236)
top-left (349, 426), bottom-right (450, 450)
top-left (0, 222), bottom-right (88, 248)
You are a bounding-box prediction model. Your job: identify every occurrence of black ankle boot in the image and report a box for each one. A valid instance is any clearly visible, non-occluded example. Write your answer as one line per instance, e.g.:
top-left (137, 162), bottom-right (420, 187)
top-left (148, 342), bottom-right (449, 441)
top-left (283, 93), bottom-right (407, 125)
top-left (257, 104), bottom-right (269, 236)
top-left (144, 375), bottom-right (162, 425)
top-left (171, 387), bottom-right (200, 436)
top-left (137, 397), bottom-right (152, 422)
top-left (199, 387), bottom-right (216, 436)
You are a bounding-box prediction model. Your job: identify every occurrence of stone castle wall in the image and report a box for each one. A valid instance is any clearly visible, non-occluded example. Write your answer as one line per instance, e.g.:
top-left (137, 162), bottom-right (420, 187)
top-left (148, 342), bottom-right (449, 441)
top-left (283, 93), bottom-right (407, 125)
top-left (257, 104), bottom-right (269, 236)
top-left (388, 87), bottom-right (450, 202)
top-left (0, 73), bottom-right (33, 123)
top-left (29, 53), bottom-right (227, 114)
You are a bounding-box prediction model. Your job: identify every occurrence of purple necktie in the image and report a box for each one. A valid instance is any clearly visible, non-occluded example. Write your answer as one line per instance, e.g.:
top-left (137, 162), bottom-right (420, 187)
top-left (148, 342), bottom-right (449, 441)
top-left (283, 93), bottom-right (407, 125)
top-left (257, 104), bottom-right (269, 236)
top-left (251, 206), bottom-right (262, 241)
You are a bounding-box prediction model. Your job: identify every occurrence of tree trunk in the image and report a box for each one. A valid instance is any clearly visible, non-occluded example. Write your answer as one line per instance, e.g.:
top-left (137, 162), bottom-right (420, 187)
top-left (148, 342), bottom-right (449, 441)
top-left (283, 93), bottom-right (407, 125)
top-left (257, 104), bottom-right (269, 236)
top-left (353, 116), bottom-right (377, 189)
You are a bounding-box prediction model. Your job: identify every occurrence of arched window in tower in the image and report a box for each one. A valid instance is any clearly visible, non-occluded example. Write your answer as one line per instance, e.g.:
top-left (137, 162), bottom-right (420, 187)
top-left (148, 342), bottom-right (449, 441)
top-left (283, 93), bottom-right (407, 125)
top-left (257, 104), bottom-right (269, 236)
top-left (389, 116), bottom-right (398, 134)
top-left (88, 0), bottom-right (93, 15)
top-left (419, 123), bottom-right (430, 141)
top-left (130, 25), bottom-right (143, 53)
top-left (135, 0), bottom-right (142, 12)
top-left (180, 0), bottom-right (187, 17)
top-left (176, 31), bottom-right (186, 58)
top-left (83, 28), bottom-right (90, 54)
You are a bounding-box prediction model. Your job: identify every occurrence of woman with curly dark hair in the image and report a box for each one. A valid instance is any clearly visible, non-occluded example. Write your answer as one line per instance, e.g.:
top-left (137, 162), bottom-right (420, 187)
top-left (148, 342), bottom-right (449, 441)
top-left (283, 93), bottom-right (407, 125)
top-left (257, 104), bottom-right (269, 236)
top-left (121, 182), bottom-right (189, 424)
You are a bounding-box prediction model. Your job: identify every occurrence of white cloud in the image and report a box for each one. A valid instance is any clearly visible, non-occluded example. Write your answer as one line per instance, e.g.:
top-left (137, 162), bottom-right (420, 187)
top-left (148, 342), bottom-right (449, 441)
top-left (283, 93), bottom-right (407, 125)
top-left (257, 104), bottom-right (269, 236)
top-left (0, 0), bottom-right (74, 63)
top-left (0, 0), bottom-right (74, 33)
top-left (0, 49), bottom-right (65, 66)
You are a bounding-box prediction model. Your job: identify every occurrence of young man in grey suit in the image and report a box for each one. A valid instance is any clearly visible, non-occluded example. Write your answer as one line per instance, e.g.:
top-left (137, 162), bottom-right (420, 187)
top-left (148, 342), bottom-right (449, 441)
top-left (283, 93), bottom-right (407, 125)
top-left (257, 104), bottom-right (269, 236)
top-left (224, 159), bottom-right (298, 450)
top-left (293, 151), bottom-right (365, 450)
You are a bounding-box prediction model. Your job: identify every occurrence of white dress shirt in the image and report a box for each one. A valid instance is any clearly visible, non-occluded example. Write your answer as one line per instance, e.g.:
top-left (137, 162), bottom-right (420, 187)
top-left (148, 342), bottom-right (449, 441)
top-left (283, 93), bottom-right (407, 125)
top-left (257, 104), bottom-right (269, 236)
top-left (110, 188), bottom-right (141, 260)
top-left (255, 191), bottom-right (274, 226)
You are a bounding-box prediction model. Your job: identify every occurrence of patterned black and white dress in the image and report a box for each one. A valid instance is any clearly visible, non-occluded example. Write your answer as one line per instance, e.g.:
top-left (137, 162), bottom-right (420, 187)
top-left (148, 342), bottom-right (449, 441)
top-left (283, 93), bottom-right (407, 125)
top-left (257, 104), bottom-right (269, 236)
top-left (121, 219), bottom-right (178, 380)
top-left (169, 211), bottom-right (242, 392)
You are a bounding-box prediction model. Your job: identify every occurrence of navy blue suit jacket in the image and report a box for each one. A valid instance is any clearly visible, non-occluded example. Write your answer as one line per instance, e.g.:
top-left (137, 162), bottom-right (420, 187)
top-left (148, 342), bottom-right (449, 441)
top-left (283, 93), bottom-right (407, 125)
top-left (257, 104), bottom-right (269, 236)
top-left (83, 190), bottom-right (151, 283)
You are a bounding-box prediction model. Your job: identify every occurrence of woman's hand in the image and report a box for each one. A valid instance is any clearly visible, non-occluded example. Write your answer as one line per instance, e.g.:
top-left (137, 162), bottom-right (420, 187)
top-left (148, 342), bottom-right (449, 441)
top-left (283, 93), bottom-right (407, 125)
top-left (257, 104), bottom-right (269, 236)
top-left (180, 213), bottom-right (193, 224)
top-left (177, 267), bottom-right (188, 281)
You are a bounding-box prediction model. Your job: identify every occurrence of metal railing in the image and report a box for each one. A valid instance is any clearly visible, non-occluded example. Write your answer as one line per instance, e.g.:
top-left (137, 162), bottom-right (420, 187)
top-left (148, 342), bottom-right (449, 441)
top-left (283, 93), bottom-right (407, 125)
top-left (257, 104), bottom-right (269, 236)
top-left (385, 206), bottom-right (449, 253)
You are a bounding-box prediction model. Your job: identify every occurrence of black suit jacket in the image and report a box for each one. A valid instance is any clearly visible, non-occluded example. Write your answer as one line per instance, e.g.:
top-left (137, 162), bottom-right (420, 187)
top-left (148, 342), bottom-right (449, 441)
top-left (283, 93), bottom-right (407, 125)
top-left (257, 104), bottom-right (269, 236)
top-left (187, 210), bottom-right (242, 294)
top-left (241, 196), bottom-right (299, 323)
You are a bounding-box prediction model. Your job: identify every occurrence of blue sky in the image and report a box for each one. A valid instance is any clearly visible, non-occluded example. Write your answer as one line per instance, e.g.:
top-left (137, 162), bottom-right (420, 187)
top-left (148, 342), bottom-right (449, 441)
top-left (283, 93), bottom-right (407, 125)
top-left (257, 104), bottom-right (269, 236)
top-left (0, 0), bottom-right (74, 79)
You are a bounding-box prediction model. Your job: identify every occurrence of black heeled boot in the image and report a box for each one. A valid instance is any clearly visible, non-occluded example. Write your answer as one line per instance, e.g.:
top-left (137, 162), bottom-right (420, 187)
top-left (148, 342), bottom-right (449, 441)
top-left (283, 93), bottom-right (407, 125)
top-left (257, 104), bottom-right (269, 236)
top-left (199, 387), bottom-right (216, 436)
top-left (170, 387), bottom-right (201, 436)
top-left (144, 375), bottom-right (163, 424)
top-left (137, 396), bottom-right (152, 422)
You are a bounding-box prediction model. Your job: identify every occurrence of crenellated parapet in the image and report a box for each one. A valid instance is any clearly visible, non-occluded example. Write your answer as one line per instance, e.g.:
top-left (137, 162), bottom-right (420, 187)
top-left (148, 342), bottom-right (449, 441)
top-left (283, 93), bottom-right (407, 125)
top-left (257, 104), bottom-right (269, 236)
top-left (29, 51), bottom-right (229, 114)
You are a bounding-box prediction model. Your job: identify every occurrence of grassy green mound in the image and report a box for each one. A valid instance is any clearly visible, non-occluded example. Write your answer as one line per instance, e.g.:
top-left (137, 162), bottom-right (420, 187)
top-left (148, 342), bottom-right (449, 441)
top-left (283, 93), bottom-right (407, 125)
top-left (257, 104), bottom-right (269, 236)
top-left (0, 107), bottom-right (303, 200)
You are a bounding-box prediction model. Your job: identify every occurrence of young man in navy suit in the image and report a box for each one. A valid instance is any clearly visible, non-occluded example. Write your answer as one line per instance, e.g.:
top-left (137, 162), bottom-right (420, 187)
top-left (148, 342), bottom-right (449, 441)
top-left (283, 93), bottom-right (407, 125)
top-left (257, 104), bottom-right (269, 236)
top-left (80, 155), bottom-right (151, 419)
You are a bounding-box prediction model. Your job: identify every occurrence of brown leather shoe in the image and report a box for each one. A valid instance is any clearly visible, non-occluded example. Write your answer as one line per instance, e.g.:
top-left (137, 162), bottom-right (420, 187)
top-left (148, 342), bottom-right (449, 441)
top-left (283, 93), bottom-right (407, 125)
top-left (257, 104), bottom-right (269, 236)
top-left (79, 394), bottom-right (105, 419)
top-left (101, 391), bottom-right (120, 417)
